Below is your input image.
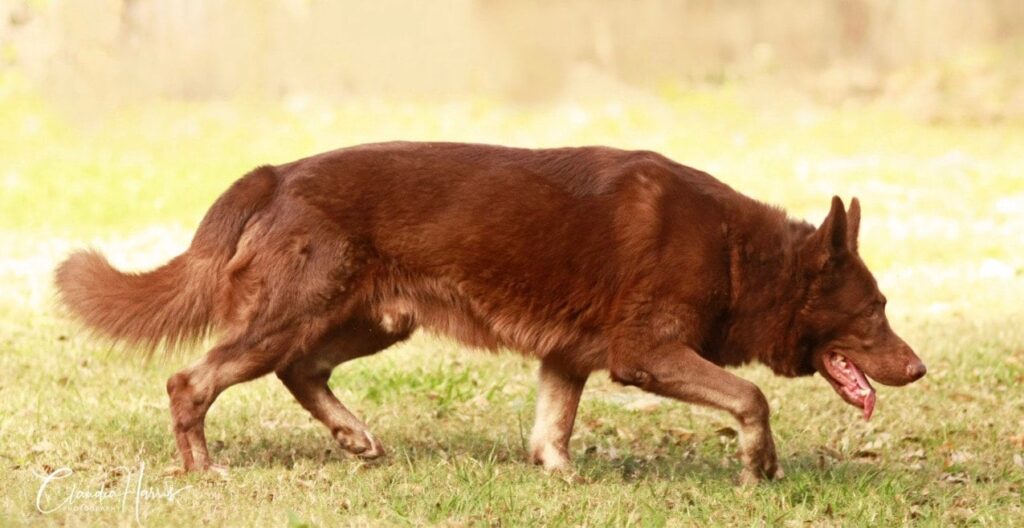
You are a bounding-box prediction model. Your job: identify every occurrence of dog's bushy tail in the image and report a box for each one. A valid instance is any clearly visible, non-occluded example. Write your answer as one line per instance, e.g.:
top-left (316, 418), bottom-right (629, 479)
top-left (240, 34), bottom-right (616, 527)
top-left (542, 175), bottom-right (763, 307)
top-left (54, 166), bottom-right (278, 353)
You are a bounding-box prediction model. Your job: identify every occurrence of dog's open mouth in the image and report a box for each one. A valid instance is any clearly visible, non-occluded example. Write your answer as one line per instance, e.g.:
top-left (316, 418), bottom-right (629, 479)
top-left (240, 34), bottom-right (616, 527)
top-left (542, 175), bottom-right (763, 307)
top-left (822, 352), bottom-right (876, 420)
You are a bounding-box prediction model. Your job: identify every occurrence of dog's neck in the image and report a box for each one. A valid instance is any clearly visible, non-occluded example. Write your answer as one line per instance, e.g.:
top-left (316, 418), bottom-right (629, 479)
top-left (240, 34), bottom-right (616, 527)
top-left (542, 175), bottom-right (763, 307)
top-left (718, 202), bottom-right (817, 376)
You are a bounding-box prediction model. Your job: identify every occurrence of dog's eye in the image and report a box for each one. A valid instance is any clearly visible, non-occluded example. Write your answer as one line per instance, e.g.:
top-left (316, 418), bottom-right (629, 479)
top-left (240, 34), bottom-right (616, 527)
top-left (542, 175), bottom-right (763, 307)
top-left (863, 300), bottom-right (884, 318)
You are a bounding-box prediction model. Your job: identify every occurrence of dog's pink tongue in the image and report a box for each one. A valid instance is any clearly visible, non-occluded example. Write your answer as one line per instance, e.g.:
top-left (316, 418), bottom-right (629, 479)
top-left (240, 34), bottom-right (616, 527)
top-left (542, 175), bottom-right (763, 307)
top-left (848, 362), bottom-right (876, 421)
top-left (862, 390), bottom-right (876, 421)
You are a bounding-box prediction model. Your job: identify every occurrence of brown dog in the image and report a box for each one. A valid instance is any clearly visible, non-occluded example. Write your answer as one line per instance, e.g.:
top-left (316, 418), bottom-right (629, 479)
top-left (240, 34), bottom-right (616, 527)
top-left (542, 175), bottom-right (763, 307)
top-left (55, 142), bottom-right (925, 483)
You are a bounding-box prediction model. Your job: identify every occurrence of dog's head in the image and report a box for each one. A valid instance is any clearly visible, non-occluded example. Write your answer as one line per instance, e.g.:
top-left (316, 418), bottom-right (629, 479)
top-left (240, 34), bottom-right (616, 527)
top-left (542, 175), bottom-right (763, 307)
top-left (797, 196), bottom-right (925, 420)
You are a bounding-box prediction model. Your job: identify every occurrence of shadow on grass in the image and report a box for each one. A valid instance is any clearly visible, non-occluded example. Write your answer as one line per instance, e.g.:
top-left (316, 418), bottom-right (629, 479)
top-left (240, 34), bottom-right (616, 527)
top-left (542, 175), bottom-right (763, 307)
top-left (198, 424), bottom-right (892, 489)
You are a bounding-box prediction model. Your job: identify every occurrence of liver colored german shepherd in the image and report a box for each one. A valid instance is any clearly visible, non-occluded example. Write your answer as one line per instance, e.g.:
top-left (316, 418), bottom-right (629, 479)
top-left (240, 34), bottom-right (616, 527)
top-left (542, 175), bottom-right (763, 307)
top-left (55, 142), bottom-right (926, 483)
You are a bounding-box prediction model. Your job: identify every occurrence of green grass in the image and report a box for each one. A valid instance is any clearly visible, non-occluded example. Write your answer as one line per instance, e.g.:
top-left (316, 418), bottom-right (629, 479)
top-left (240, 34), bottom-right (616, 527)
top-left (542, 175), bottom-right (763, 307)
top-left (1, 72), bottom-right (1023, 526)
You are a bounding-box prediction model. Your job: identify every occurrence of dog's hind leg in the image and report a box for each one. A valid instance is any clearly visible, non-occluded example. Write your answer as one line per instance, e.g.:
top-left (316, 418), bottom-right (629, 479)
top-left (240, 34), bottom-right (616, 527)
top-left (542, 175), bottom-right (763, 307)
top-left (529, 359), bottom-right (587, 472)
top-left (276, 318), bottom-right (412, 459)
top-left (165, 332), bottom-right (290, 473)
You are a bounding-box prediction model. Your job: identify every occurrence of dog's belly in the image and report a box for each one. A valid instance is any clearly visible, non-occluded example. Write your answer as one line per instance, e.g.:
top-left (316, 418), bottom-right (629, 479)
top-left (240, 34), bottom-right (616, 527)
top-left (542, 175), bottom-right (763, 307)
top-left (369, 270), bottom-right (609, 373)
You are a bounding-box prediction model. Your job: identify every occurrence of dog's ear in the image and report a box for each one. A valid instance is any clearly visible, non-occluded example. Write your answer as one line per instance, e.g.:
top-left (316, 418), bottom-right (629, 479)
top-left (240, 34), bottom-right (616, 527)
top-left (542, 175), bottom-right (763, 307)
top-left (802, 196), bottom-right (849, 271)
top-left (847, 197), bottom-right (861, 252)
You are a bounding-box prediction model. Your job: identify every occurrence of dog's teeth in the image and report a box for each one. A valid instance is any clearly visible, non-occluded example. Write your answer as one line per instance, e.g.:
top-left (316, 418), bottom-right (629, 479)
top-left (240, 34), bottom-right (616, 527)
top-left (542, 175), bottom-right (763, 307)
top-left (858, 388), bottom-right (871, 397)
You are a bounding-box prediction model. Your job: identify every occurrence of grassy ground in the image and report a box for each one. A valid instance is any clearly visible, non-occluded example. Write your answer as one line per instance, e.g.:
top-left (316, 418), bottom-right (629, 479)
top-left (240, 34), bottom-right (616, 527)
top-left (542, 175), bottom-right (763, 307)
top-left (1, 72), bottom-right (1023, 526)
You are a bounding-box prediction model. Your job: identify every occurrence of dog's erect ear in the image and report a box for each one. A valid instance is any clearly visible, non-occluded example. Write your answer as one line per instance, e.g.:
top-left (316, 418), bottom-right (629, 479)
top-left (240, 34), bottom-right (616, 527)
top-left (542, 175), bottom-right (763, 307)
top-left (802, 196), bottom-right (849, 271)
top-left (822, 195), bottom-right (848, 255)
top-left (847, 197), bottom-right (861, 252)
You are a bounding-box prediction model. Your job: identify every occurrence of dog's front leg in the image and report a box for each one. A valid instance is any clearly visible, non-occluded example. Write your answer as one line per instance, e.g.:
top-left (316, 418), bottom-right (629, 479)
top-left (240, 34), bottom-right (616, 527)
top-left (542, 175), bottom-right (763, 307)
top-left (529, 359), bottom-right (587, 472)
top-left (609, 343), bottom-right (782, 485)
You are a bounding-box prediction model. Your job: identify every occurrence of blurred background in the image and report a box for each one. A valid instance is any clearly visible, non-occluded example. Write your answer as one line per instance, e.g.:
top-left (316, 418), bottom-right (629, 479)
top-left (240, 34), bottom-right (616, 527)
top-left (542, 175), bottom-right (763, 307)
top-left (1, 2), bottom-right (1023, 524)
top-left (5, 0), bottom-right (1024, 116)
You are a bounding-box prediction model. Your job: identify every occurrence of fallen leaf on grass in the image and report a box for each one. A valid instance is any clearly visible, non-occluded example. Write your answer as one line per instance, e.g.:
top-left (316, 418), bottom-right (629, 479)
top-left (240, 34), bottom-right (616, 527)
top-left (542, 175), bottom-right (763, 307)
top-left (161, 466), bottom-right (186, 477)
top-left (624, 397), bottom-right (662, 412)
top-left (947, 450), bottom-right (974, 466)
top-left (816, 445), bottom-right (843, 460)
top-left (902, 448), bottom-right (926, 461)
top-left (466, 394), bottom-right (490, 408)
top-left (949, 392), bottom-right (975, 403)
top-left (715, 427), bottom-right (738, 439)
top-left (558, 471), bottom-right (587, 485)
top-left (861, 433), bottom-right (892, 451)
top-left (940, 472), bottom-right (970, 484)
top-left (31, 441), bottom-right (54, 453)
top-left (814, 446), bottom-right (844, 469)
top-left (667, 427), bottom-right (695, 442)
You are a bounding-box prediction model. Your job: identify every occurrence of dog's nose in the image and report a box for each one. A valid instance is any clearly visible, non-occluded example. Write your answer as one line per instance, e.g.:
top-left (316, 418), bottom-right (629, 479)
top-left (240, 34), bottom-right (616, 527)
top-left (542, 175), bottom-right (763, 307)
top-left (906, 360), bottom-right (927, 381)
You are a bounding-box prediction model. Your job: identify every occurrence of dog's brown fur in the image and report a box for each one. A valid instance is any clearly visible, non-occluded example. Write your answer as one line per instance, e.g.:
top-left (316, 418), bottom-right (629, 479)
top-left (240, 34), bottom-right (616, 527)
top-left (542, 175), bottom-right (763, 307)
top-left (55, 142), bottom-right (925, 483)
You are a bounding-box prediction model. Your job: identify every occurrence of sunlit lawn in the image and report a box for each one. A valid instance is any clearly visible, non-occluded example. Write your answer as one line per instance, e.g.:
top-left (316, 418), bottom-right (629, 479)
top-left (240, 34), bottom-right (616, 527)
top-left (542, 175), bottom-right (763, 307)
top-left (1, 73), bottom-right (1023, 526)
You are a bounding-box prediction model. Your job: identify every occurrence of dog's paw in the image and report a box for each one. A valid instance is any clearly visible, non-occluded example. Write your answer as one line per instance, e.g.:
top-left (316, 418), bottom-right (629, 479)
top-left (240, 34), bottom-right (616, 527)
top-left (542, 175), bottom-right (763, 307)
top-left (207, 463), bottom-right (231, 478)
top-left (738, 440), bottom-right (782, 485)
top-left (738, 448), bottom-right (783, 486)
top-left (529, 443), bottom-right (573, 473)
top-left (335, 428), bottom-right (386, 460)
top-left (738, 463), bottom-right (784, 486)
top-left (737, 424), bottom-right (782, 485)
top-left (162, 462), bottom-right (231, 479)
top-left (356, 430), bottom-right (386, 460)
